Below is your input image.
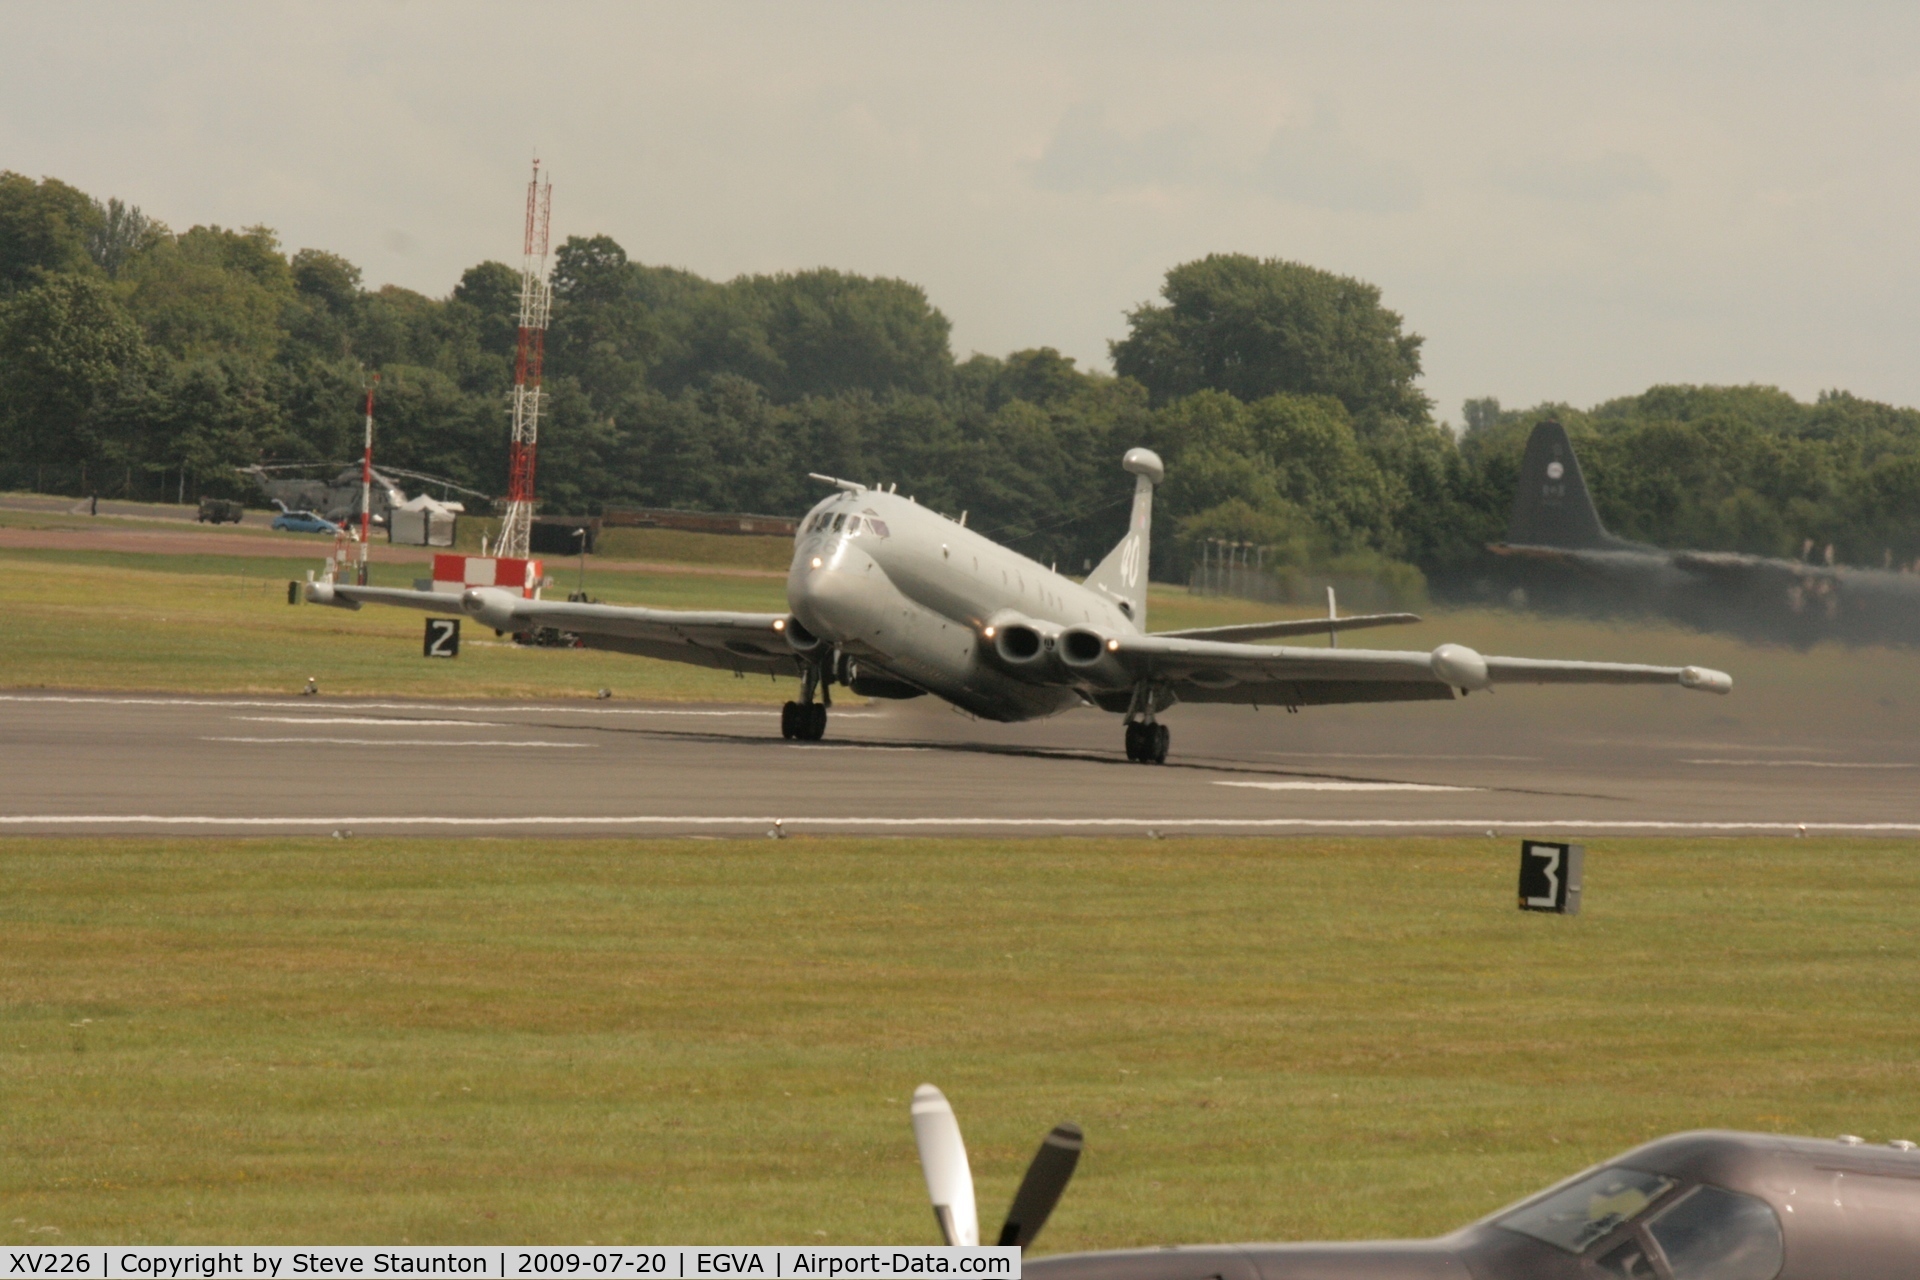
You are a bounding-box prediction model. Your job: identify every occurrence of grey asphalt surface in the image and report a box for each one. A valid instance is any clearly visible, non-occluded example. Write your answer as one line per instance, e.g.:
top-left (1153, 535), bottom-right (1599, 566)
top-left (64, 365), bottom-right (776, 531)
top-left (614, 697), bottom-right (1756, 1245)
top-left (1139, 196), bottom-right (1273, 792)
top-left (2, 690), bottom-right (1915, 836)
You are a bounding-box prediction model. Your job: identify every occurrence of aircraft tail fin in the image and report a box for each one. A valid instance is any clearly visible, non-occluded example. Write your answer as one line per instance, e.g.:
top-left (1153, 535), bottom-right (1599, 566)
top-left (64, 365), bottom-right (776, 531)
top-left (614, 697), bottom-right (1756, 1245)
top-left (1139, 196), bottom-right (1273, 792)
top-left (1084, 448), bottom-right (1162, 630)
top-left (1506, 419), bottom-right (1611, 549)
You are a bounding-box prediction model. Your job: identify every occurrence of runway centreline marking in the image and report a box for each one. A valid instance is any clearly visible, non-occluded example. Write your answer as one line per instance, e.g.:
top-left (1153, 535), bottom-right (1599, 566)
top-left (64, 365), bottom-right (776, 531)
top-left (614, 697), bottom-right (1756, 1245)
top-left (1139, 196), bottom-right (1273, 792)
top-left (1216, 780), bottom-right (1480, 792)
top-left (203, 737), bottom-right (590, 748)
top-left (234, 716), bottom-right (505, 726)
top-left (1257, 752), bottom-right (1531, 762)
top-left (0, 695), bottom-right (877, 718)
top-left (2, 815), bottom-right (1917, 832)
top-left (1679, 759), bottom-right (1917, 768)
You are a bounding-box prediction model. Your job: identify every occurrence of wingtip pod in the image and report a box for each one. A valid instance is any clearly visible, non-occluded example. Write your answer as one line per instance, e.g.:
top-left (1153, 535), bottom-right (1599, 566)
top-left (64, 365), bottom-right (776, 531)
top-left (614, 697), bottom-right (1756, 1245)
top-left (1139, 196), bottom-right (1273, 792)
top-left (303, 580), bottom-right (360, 610)
top-left (461, 587), bottom-right (520, 631)
top-left (1430, 643), bottom-right (1491, 692)
top-left (1680, 665), bottom-right (1734, 694)
top-left (910, 1084), bottom-right (978, 1247)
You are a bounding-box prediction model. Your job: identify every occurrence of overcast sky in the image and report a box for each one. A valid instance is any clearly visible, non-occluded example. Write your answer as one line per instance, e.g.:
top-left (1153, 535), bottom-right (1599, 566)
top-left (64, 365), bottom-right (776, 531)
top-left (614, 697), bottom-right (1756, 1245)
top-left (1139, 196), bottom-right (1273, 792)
top-left (7, 2), bottom-right (1920, 424)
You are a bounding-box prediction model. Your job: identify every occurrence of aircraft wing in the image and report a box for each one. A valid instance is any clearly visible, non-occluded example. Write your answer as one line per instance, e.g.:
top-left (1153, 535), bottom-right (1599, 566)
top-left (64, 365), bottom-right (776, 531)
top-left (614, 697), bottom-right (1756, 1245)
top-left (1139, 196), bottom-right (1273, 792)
top-left (1153, 612), bottom-right (1421, 642)
top-left (306, 582), bottom-right (801, 676)
top-left (1075, 633), bottom-right (1732, 708)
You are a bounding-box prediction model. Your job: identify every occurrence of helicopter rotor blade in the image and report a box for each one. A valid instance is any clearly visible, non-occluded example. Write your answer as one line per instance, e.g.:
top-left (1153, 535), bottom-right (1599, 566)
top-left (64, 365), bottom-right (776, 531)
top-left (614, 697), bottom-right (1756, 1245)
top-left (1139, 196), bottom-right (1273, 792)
top-left (911, 1084), bottom-right (979, 1247)
top-left (997, 1122), bottom-right (1083, 1248)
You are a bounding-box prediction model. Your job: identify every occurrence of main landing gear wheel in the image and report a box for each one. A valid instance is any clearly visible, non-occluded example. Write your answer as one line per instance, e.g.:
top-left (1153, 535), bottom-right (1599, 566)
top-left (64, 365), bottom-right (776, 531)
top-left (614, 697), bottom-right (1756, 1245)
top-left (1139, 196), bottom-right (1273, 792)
top-left (781, 701), bottom-right (828, 742)
top-left (1124, 722), bottom-right (1169, 764)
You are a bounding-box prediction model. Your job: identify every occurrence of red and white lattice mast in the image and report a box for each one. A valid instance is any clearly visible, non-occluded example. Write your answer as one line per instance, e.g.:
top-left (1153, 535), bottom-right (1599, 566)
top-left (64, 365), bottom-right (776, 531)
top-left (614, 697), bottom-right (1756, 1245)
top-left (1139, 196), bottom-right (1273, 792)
top-left (495, 159), bottom-right (553, 560)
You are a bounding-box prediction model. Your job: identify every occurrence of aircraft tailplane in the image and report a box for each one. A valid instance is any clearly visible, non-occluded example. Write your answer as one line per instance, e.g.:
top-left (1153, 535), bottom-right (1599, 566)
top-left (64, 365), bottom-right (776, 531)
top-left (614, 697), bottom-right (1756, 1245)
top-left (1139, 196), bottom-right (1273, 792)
top-left (1084, 448), bottom-right (1162, 630)
top-left (1507, 418), bottom-right (1611, 549)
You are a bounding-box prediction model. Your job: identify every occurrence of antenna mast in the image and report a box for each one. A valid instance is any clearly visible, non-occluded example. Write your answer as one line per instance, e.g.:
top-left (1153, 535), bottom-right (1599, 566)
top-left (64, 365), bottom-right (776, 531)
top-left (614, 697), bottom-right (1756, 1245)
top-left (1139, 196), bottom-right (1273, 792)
top-left (496, 158), bottom-right (553, 560)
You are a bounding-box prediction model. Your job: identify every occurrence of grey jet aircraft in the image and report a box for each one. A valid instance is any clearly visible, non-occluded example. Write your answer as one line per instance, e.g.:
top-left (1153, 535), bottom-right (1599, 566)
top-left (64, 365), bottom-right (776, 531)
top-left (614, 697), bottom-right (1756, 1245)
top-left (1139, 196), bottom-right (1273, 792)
top-left (1491, 419), bottom-right (1920, 646)
top-left (307, 448), bottom-right (1732, 762)
top-left (910, 1083), bottom-right (1920, 1278)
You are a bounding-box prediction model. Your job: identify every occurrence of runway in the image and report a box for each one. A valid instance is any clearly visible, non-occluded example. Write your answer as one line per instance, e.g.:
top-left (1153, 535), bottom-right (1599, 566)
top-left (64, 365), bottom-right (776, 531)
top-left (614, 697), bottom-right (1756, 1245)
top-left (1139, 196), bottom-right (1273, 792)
top-left (2, 691), bottom-right (1915, 836)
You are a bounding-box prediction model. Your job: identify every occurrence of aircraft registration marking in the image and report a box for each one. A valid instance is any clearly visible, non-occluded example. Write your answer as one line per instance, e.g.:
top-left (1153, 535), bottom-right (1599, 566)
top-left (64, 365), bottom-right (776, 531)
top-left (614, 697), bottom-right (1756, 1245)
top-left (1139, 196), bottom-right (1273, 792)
top-left (1215, 780), bottom-right (1481, 792)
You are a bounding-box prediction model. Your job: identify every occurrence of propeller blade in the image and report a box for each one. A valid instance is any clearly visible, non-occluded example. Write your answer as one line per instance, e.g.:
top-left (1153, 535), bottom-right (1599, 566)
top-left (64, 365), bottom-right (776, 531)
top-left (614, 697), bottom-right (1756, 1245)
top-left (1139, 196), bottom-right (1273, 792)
top-left (997, 1122), bottom-right (1083, 1247)
top-left (911, 1084), bottom-right (979, 1246)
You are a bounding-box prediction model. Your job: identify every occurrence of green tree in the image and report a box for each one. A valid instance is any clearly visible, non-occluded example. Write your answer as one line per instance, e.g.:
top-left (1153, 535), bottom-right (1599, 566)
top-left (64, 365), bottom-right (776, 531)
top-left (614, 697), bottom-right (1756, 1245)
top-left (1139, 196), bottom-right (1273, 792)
top-left (122, 225), bottom-right (293, 360)
top-left (0, 172), bottom-right (102, 294)
top-left (1111, 253), bottom-right (1429, 427)
top-left (86, 198), bottom-right (163, 281)
top-left (0, 274), bottom-right (148, 489)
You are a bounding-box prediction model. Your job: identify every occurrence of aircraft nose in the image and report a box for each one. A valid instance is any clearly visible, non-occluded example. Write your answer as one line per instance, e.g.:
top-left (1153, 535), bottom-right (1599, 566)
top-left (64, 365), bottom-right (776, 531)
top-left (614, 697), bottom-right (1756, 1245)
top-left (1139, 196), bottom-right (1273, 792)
top-left (789, 542), bottom-right (881, 640)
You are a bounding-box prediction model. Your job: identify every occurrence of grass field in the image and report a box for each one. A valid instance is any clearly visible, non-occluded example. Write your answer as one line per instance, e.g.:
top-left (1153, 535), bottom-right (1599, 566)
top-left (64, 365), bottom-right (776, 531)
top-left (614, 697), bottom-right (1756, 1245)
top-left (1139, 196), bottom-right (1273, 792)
top-left (3, 835), bottom-right (1915, 1246)
top-left (0, 549), bottom-right (797, 702)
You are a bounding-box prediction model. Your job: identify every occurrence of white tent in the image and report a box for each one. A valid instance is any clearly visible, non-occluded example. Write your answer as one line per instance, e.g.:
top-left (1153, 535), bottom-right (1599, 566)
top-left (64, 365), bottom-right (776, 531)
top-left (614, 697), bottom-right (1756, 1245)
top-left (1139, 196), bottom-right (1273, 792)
top-left (388, 493), bottom-right (463, 547)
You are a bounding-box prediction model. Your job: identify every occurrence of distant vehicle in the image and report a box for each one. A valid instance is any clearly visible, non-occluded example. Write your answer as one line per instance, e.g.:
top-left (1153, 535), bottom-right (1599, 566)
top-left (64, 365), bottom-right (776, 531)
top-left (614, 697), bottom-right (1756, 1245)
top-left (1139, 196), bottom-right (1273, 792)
top-left (309, 448), bottom-right (1732, 762)
top-left (909, 1084), bottom-right (1920, 1278)
top-left (270, 505), bottom-right (343, 535)
top-left (1491, 418), bottom-right (1920, 646)
top-left (196, 497), bottom-right (245, 524)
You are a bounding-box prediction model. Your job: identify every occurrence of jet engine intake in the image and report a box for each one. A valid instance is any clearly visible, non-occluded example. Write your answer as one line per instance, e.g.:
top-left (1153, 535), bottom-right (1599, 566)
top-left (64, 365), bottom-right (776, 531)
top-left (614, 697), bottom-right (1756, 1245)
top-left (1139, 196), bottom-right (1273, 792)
top-left (984, 611), bottom-right (1072, 682)
top-left (783, 615), bottom-right (826, 654)
top-left (995, 624), bottom-right (1046, 664)
top-left (1058, 627), bottom-right (1132, 689)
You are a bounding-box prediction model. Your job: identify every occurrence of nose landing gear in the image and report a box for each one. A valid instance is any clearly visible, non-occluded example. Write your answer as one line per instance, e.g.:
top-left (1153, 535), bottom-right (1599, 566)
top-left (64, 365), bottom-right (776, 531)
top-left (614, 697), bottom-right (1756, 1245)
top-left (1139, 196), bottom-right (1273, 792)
top-left (1124, 720), bottom-right (1169, 764)
top-left (782, 700), bottom-right (827, 741)
top-left (782, 658), bottom-right (831, 741)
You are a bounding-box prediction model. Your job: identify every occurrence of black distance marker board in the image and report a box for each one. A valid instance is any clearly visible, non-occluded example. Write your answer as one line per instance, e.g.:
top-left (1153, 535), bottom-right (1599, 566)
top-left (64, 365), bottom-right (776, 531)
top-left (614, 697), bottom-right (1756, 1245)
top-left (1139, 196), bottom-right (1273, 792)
top-left (1518, 840), bottom-right (1583, 915)
top-left (424, 617), bottom-right (461, 658)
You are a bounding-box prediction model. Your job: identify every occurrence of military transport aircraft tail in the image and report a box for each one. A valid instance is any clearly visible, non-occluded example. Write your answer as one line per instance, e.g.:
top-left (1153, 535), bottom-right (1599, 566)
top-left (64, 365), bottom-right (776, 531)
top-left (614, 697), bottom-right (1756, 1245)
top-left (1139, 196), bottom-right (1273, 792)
top-left (1082, 447), bottom-right (1163, 629)
top-left (1506, 418), bottom-right (1619, 550)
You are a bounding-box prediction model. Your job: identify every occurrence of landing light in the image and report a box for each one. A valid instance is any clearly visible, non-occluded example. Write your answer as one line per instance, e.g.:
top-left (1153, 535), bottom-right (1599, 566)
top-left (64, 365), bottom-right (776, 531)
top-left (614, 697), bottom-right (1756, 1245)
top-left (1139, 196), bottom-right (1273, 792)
top-left (811, 556), bottom-right (823, 569)
top-left (772, 618), bottom-right (786, 631)
top-left (1107, 638), bottom-right (1120, 651)
top-left (983, 625), bottom-right (996, 638)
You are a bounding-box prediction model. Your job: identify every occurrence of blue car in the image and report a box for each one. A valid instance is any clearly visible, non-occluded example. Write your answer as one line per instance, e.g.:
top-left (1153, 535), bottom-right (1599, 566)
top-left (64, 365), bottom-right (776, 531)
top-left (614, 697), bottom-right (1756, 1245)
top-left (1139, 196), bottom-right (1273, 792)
top-left (271, 510), bottom-right (343, 534)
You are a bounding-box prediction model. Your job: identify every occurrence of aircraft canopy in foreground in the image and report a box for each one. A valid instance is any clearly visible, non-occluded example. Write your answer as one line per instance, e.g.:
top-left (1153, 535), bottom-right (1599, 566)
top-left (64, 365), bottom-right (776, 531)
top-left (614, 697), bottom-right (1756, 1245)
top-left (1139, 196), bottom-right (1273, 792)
top-left (308, 448), bottom-right (1730, 761)
top-left (911, 1083), bottom-right (1920, 1278)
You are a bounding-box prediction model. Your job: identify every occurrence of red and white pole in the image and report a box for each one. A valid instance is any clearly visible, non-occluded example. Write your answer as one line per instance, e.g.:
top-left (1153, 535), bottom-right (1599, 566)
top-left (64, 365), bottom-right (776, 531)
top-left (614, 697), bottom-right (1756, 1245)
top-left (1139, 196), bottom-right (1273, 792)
top-left (359, 373), bottom-right (379, 584)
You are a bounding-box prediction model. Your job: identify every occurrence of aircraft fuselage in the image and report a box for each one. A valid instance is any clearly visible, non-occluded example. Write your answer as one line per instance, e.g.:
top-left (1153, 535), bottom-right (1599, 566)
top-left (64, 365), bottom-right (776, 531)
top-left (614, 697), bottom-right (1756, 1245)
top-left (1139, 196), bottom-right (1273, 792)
top-left (786, 488), bottom-right (1134, 722)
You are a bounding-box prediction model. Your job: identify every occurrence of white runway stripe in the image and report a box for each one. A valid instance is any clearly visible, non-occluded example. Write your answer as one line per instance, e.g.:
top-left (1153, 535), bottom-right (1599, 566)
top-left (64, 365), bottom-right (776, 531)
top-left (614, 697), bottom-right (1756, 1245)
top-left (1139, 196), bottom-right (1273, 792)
top-left (0, 694), bottom-right (873, 718)
top-left (204, 737), bottom-right (588, 747)
top-left (0, 815), bottom-right (1915, 832)
top-left (1216, 780), bottom-right (1480, 792)
top-left (1680, 759), bottom-right (1916, 768)
top-left (235, 716), bottom-right (504, 726)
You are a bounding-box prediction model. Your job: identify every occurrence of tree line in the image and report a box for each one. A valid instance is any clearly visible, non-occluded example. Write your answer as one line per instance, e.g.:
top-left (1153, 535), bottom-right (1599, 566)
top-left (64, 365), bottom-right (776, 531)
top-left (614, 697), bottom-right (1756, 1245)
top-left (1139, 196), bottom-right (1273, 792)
top-left (3, 169), bottom-right (1917, 590)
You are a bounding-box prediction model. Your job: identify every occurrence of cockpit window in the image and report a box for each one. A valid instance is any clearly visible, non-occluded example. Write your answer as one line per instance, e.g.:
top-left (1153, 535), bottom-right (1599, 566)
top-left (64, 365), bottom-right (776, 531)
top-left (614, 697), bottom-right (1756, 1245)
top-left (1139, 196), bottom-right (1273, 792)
top-left (868, 518), bottom-right (889, 538)
top-left (831, 513), bottom-right (846, 532)
top-left (1498, 1167), bottom-right (1676, 1253)
top-left (1645, 1187), bottom-right (1783, 1280)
